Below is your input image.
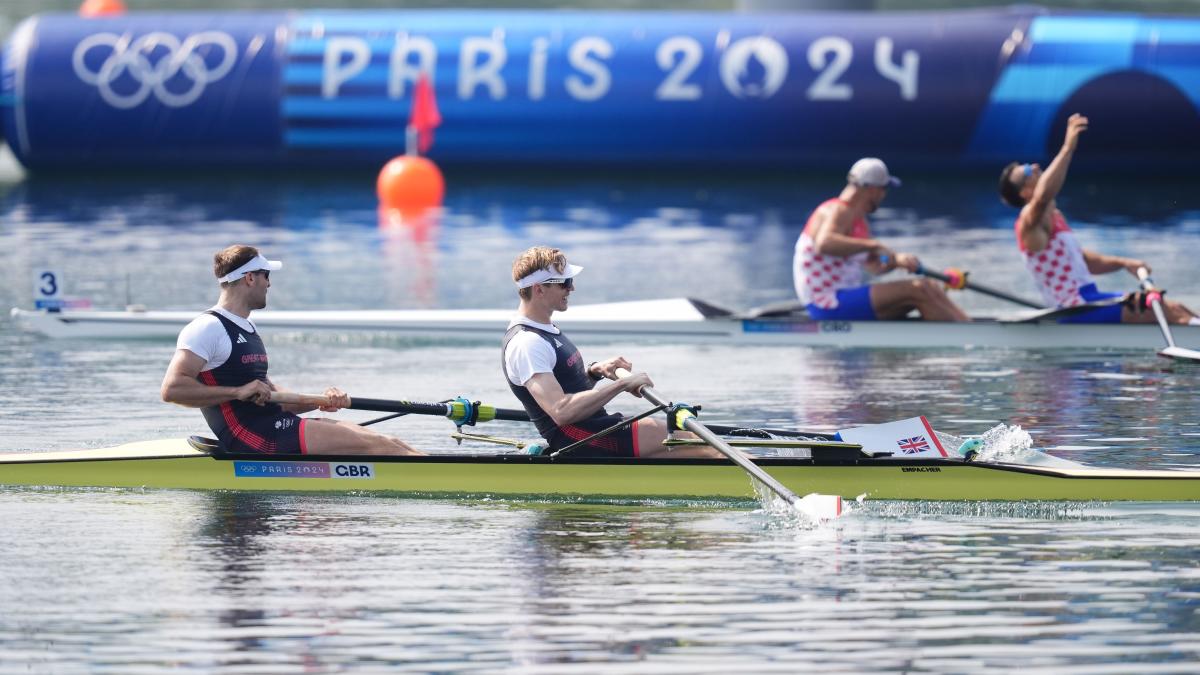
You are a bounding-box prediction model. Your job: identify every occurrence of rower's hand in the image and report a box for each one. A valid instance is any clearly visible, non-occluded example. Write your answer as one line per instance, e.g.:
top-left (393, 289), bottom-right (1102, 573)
top-left (893, 252), bottom-right (921, 273)
top-left (1125, 259), bottom-right (1150, 278)
top-left (594, 356), bottom-right (633, 380)
top-left (1064, 113), bottom-right (1088, 149)
top-left (320, 387), bottom-right (349, 412)
top-left (621, 372), bottom-right (654, 398)
top-left (867, 245), bottom-right (897, 273)
top-left (235, 380), bottom-right (273, 406)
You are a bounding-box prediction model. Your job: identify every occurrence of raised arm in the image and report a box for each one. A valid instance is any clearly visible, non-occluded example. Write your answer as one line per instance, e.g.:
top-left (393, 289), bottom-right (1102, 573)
top-left (1025, 114), bottom-right (1088, 230)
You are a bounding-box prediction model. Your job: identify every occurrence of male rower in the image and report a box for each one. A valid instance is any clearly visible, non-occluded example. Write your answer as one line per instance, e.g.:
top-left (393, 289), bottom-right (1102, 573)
top-left (502, 246), bottom-right (722, 459)
top-left (793, 158), bottom-right (968, 322)
top-left (161, 244), bottom-right (421, 455)
top-left (1000, 113), bottom-right (1199, 324)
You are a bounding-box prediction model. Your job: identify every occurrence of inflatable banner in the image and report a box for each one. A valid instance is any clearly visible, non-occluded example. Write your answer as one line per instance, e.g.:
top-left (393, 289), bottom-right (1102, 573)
top-left (2, 7), bottom-right (1198, 170)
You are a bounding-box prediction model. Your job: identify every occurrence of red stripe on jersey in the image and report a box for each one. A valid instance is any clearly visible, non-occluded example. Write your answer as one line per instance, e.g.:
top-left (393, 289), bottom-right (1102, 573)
top-left (200, 370), bottom-right (275, 453)
top-left (560, 424), bottom-right (619, 451)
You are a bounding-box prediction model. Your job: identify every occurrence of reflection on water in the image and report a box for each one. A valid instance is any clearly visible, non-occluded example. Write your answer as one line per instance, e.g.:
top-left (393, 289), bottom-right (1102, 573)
top-left (3, 489), bottom-right (1200, 671)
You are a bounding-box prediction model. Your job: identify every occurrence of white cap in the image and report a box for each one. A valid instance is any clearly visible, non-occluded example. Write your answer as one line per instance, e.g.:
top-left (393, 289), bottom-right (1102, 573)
top-left (218, 254), bottom-right (282, 284)
top-left (847, 158), bottom-right (901, 188)
top-left (516, 263), bottom-right (583, 289)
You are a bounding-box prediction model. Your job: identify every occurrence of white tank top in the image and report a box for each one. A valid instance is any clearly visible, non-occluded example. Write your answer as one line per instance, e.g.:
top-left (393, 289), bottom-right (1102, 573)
top-left (793, 198), bottom-right (869, 308)
top-left (1017, 211), bottom-right (1096, 308)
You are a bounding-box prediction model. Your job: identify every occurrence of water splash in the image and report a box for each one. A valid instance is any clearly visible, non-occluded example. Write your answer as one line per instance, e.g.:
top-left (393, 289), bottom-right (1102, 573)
top-left (947, 424), bottom-right (1085, 469)
top-left (750, 478), bottom-right (851, 527)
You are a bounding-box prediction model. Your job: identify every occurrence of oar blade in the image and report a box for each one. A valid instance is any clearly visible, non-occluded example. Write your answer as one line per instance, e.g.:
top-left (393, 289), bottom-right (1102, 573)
top-left (793, 492), bottom-right (844, 521)
top-left (1159, 346), bottom-right (1200, 363)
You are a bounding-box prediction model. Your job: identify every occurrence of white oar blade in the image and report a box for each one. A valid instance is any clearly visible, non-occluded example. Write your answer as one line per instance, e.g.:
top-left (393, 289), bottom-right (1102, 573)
top-left (1159, 346), bottom-right (1200, 362)
top-left (793, 493), bottom-right (844, 521)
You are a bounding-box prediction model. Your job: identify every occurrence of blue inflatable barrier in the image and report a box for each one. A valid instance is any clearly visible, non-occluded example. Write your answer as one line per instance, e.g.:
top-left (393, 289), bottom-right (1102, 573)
top-left (2, 7), bottom-right (1198, 170)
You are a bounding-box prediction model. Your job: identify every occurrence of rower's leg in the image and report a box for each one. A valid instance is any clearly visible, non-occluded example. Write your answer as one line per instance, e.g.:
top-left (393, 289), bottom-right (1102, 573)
top-left (1120, 301), bottom-right (1190, 325)
top-left (633, 417), bottom-right (724, 458)
top-left (1165, 300), bottom-right (1200, 325)
top-left (869, 279), bottom-right (969, 322)
top-left (635, 418), bottom-right (726, 459)
top-left (302, 418), bottom-right (423, 455)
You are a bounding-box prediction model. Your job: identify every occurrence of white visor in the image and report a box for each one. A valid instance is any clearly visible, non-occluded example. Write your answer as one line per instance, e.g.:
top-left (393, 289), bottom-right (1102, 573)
top-left (516, 263), bottom-right (583, 289)
top-left (218, 254), bottom-right (283, 284)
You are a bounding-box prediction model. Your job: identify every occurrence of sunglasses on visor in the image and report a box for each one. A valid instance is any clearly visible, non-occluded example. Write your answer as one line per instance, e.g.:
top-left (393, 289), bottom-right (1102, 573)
top-left (542, 278), bottom-right (574, 290)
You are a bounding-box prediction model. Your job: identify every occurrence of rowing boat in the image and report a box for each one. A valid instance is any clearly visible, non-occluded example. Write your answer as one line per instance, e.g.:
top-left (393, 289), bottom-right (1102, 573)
top-left (11, 298), bottom-right (1200, 350)
top-left (3, 436), bottom-right (1198, 502)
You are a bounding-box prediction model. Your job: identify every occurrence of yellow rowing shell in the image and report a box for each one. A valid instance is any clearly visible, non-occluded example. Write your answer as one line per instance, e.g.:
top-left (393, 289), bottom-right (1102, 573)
top-left (1, 437), bottom-right (1198, 502)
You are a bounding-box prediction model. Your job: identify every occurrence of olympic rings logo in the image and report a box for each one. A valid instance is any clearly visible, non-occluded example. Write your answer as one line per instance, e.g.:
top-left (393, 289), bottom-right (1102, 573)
top-left (72, 31), bottom-right (237, 109)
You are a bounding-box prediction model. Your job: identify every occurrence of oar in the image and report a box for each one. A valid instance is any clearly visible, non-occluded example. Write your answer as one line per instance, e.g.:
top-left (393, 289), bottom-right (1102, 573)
top-left (358, 397), bottom-right (455, 427)
top-left (914, 264), bottom-right (1043, 309)
top-left (614, 368), bottom-right (843, 520)
top-left (1136, 267), bottom-right (1200, 362)
top-left (273, 392), bottom-right (840, 439)
top-left (270, 393), bottom-right (531, 424)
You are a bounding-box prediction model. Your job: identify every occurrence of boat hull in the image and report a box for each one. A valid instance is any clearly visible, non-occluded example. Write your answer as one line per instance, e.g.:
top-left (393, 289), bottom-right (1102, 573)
top-left (11, 303), bottom-right (1200, 350)
top-left (3, 438), bottom-right (1199, 502)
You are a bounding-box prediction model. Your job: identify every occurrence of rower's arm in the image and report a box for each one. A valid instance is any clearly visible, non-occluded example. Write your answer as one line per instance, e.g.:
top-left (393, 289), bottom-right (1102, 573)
top-left (160, 349), bottom-right (272, 408)
top-left (1025, 113), bottom-right (1087, 233)
top-left (811, 203), bottom-right (884, 258)
top-left (265, 380), bottom-right (328, 414)
top-left (525, 371), bottom-right (642, 427)
top-left (1082, 249), bottom-right (1147, 277)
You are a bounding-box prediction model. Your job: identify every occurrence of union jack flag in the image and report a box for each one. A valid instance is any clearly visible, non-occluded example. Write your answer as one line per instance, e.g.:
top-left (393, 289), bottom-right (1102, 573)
top-left (897, 436), bottom-right (931, 454)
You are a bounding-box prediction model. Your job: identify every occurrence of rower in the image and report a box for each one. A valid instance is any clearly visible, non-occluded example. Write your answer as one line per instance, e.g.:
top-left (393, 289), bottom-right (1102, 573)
top-left (793, 158), bottom-right (968, 322)
top-left (1001, 113), bottom-right (1200, 325)
top-left (501, 246), bottom-right (722, 459)
top-left (160, 245), bottom-right (422, 455)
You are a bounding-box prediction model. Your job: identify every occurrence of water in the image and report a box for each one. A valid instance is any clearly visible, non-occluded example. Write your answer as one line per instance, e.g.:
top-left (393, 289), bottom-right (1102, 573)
top-left (3, 165), bottom-right (1200, 671)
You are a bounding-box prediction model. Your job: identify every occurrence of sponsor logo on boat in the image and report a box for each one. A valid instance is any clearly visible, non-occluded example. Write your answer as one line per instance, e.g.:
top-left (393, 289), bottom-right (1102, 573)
top-left (234, 461), bottom-right (376, 479)
top-left (901, 466), bottom-right (941, 473)
top-left (332, 463), bottom-right (375, 479)
top-left (820, 321), bottom-right (852, 333)
top-left (740, 320), bottom-right (820, 334)
top-left (740, 320), bottom-right (855, 335)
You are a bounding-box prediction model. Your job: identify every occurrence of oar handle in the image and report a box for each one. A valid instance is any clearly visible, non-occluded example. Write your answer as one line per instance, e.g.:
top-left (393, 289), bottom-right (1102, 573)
top-left (1135, 266), bottom-right (1177, 349)
top-left (271, 391), bottom-right (333, 408)
top-left (914, 265), bottom-right (1044, 309)
top-left (614, 366), bottom-right (645, 394)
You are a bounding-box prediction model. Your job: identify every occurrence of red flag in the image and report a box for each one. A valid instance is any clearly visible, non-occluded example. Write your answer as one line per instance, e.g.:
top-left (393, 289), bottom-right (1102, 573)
top-left (409, 75), bottom-right (442, 155)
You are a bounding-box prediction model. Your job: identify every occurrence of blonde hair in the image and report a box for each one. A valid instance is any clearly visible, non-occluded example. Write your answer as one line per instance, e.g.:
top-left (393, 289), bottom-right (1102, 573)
top-left (512, 246), bottom-right (567, 300)
top-left (213, 244), bottom-right (260, 287)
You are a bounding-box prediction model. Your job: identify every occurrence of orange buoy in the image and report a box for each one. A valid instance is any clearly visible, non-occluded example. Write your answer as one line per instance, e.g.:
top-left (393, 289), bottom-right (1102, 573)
top-left (376, 155), bottom-right (445, 211)
top-left (79, 0), bottom-right (126, 17)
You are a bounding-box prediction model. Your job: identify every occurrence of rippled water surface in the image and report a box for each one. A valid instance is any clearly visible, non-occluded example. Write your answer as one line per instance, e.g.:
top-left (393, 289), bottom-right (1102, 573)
top-left (2, 166), bottom-right (1200, 671)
